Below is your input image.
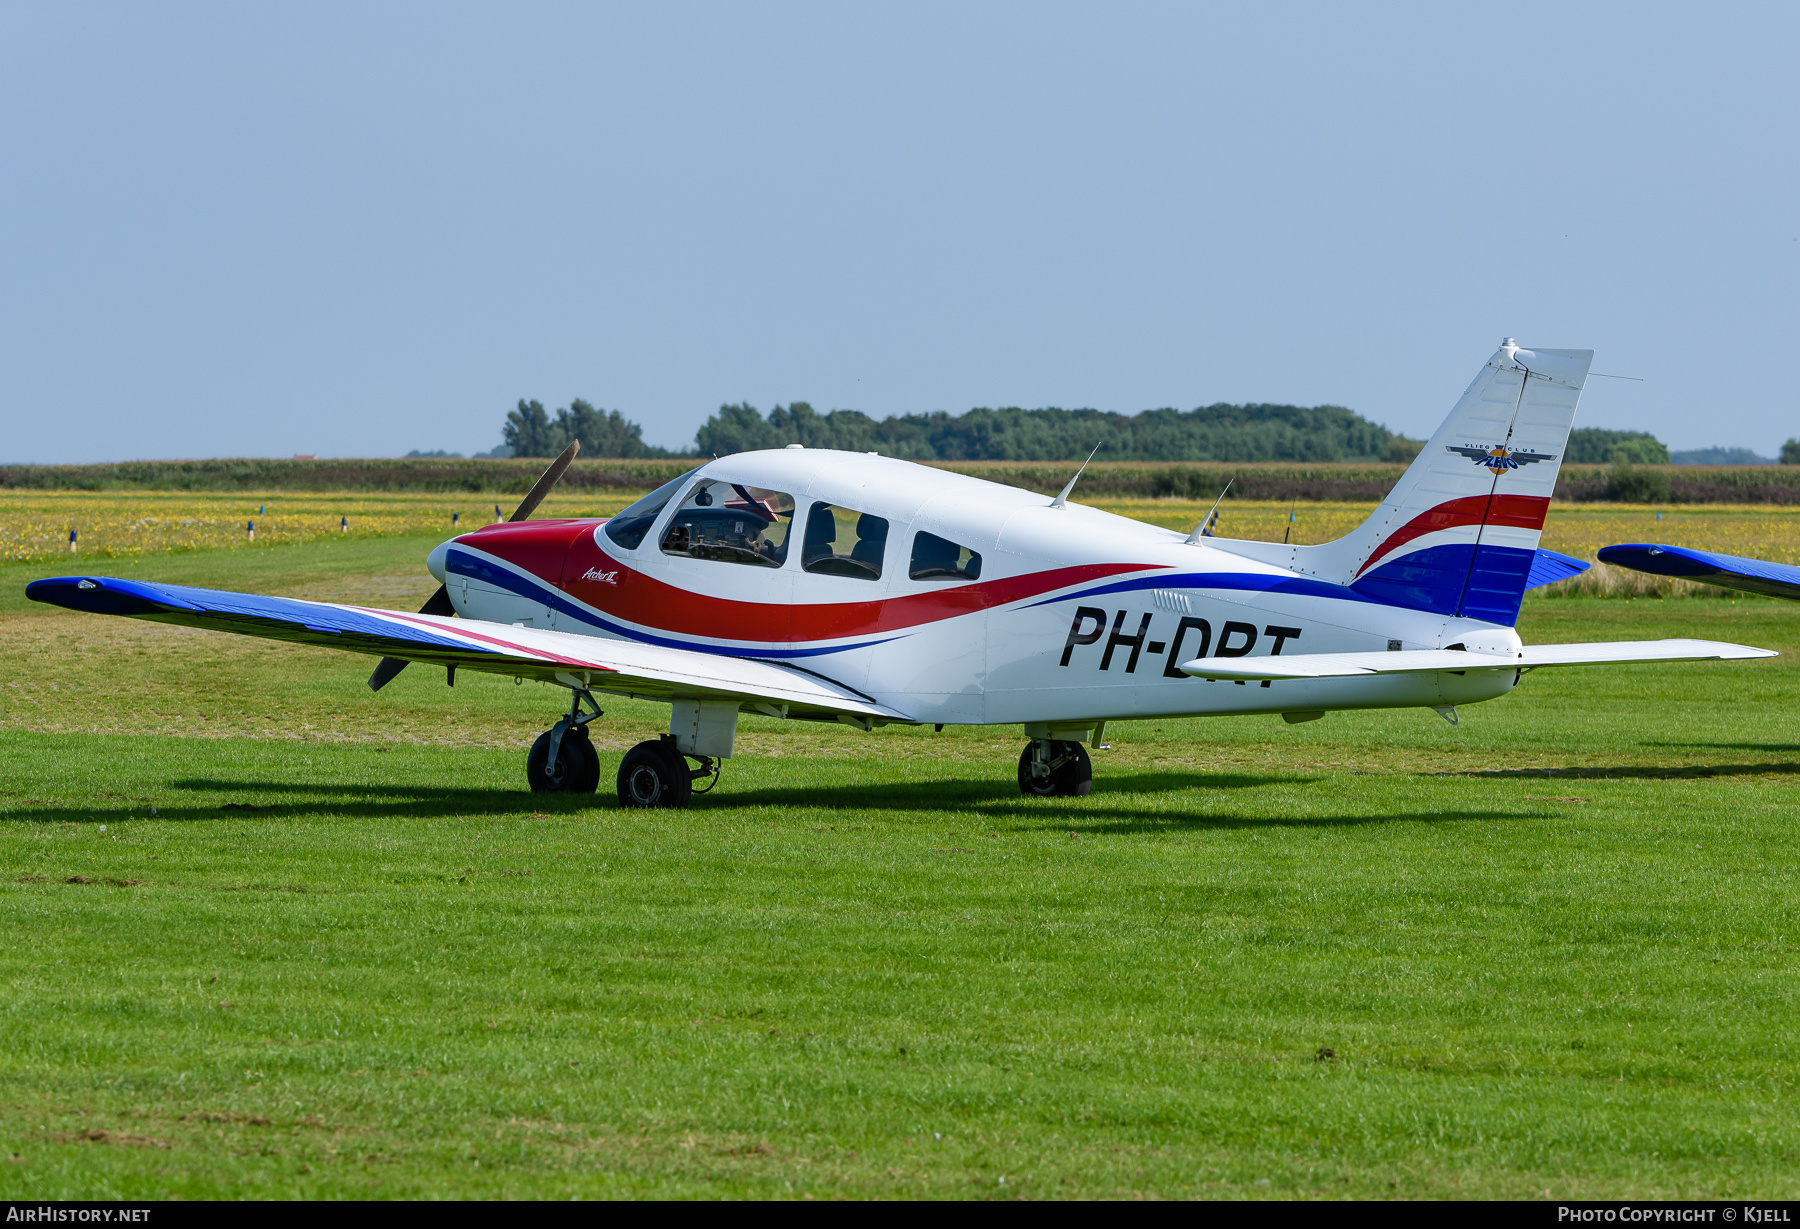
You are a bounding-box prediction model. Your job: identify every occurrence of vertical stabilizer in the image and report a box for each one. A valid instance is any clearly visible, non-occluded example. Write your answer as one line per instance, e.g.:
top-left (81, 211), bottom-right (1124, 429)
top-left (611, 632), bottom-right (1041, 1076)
top-left (1236, 340), bottom-right (1591, 625)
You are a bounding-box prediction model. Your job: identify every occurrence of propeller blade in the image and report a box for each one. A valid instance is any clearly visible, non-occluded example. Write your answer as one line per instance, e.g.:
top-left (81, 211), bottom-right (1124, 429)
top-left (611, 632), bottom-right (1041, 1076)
top-left (367, 583), bottom-right (458, 691)
top-left (417, 583), bottom-right (456, 617)
top-left (509, 440), bottom-right (580, 522)
top-left (367, 654), bottom-right (410, 693)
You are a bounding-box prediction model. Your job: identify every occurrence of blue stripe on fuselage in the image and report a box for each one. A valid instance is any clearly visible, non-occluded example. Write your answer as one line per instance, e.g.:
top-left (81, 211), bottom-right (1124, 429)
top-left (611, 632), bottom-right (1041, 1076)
top-left (1023, 570), bottom-right (1383, 610)
top-left (1029, 548), bottom-right (1534, 627)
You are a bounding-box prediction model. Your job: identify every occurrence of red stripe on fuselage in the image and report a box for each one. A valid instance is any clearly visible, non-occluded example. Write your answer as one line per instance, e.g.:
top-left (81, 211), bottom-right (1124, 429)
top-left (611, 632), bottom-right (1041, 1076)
top-left (470, 522), bottom-right (1164, 643)
top-left (1356, 495), bottom-right (1549, 577)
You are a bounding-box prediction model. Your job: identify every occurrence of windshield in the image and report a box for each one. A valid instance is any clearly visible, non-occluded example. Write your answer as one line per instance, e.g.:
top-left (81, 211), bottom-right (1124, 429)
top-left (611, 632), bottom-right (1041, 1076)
top-left (661, 479), bottom-right (796, 568)
top-left (602, 468), bottom-right (704, 550)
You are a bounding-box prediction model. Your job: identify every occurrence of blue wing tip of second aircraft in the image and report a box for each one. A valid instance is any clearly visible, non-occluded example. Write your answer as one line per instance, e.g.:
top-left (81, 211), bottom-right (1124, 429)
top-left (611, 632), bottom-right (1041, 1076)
top-left (1599, 542), bottom-right (1800, 600)
top-left (25, 576), bottom-right (202, 616)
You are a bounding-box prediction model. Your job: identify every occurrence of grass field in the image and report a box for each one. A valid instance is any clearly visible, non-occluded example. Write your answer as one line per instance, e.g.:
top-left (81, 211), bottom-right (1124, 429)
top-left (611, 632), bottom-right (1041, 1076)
top-left (3, 523), bottom-right (1799, 1199)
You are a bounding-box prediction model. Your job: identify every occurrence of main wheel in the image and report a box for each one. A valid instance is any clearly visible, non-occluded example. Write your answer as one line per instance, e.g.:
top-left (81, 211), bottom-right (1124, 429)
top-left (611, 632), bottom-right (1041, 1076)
top-left (527, 726), bottom-right (601, 794)
top-left (617, 738), bottom-right (693, 809)
top-left (1017, 740), bottom-right (1093, 797)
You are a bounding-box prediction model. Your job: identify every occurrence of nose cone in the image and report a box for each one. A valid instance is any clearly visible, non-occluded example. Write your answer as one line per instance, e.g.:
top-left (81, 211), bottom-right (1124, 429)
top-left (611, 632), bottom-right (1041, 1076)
top-left (426, 537), bottom-right (456, 583)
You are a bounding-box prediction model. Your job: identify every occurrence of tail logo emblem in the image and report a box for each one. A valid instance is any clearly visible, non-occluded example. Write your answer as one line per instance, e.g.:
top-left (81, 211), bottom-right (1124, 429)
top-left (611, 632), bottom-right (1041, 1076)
top-left (1446, 443), bottom-right (1556, 476)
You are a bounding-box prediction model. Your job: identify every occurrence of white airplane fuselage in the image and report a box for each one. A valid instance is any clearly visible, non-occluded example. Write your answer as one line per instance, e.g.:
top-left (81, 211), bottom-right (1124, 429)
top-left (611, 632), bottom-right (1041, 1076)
top-left (432, 449), bottom-right (1521, 729)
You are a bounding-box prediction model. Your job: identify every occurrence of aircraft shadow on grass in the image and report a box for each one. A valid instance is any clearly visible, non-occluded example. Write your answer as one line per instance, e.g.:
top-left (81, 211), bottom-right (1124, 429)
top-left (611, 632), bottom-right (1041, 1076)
top-left (1445, 761), bottom-right (1800, 782)
top-left (1640, 740), bottom-right (1800, 754)
top-left (0, 770), bottom-right (1523, 834)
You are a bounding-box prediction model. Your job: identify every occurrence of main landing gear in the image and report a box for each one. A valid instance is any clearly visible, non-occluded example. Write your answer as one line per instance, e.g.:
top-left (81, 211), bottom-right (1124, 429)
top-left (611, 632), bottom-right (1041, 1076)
top-left (1018, 739), bottom-right (1092, 797)
top-left (616, 736), bottom-right (719, 809)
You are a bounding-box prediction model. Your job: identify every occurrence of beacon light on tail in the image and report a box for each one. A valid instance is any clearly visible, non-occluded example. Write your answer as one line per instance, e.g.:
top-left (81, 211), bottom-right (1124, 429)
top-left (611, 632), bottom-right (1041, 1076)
top-left (27, 340), bottom-right (1776, 807)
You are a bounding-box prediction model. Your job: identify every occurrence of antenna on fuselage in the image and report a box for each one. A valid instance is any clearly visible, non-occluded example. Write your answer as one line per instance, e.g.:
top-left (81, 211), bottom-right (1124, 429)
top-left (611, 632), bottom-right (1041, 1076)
top-left (1184, 477), bottom-right (1233, 545)
top-left (1050, 443), bottom-right (1102, 509)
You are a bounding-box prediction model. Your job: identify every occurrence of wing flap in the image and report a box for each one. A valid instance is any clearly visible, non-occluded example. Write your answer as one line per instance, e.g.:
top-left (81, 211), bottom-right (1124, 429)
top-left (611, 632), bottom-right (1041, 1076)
top-left (1180, 638), bottom-right (1775, 681)
top-left (26, 576), bottom-right (907, 721)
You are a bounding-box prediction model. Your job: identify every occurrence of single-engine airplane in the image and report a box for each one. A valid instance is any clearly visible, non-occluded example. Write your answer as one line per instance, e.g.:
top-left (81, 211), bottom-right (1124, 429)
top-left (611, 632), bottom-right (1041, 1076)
top-left (27, 340), bottom-right (1777, 807)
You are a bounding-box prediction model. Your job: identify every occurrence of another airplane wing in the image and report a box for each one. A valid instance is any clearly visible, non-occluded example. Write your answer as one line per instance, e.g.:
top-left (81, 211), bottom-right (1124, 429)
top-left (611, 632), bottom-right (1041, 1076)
top-left (1598, 543), bottom-right (1800, 602)
top-left (25, 575), bottom-right (909, 723)
top-left (1181, 638), bottom-right (1775, 681)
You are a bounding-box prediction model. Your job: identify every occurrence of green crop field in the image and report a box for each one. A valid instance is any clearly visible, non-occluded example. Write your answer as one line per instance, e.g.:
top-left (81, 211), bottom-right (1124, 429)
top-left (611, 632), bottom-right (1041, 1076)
top-left (2, 531), bottom-right (1798, 1199)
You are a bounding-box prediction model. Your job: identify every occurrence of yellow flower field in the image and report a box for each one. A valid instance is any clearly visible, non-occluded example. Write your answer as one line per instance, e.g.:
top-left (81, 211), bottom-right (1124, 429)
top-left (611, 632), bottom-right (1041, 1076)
top-left (0, 490), bottom-right (646, 565)
top-left (5, 490), bottom-right (1799, 598)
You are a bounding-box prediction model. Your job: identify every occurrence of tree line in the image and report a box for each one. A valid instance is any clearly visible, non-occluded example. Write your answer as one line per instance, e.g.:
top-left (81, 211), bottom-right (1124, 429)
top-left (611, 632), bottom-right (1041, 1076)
top-left (500, 398), bottom-right (1424, 463)
top-left (496, 397), bottom-right (1797, 467)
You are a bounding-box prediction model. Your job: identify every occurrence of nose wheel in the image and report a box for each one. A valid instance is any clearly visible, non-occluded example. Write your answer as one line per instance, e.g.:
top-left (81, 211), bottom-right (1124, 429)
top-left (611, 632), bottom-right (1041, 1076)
top-left (526, 687), bottom-right (603, 794)
top-left (617, 736), bottom-right (715, 809)
top-left (1018, 739), bottom-right (1092, 797)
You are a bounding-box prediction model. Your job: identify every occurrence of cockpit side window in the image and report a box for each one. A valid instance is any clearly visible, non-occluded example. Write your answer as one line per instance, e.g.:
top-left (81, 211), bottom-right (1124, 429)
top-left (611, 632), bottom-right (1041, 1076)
top-left (909, 531), bottom-right (982, 581)
top-left (802, 503), bottom-right (888, 580)
top-left (659, 479), bottom-right (796, 568)
top-left (602, 467), bottom-right (703, 551)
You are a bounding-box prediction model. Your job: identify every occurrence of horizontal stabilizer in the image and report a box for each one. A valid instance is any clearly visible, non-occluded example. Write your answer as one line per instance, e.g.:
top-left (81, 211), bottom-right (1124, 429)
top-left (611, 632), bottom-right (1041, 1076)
top-left (1525, 548), bottom-right (1589, 590)
top-left (1597, 544), bottom-right (1800, 602)
top-left (1180, 638), bottom-right (1774, 681)
top-left (25, 576), bottom-right (909, 722)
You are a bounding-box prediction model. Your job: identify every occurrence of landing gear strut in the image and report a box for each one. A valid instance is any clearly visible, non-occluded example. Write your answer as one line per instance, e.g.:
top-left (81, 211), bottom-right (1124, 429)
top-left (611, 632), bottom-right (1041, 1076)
top-left (1018, 739), bottom-right (1092, 797)
top-left (526, 688), bottom-right (603, 794)
top-left (617, 736), bottom-right (717, 809)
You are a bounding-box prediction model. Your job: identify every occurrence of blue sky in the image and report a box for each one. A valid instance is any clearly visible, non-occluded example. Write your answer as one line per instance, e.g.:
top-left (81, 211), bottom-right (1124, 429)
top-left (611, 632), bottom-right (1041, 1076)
top-left (3, 2), bottom-right (1795, 461)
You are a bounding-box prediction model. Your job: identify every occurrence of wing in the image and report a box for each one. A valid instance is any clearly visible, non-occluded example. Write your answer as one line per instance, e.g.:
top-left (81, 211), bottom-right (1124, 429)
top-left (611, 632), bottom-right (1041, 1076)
top-left (1597, 543), bottom-right (1800, 602)
top-left (26, 575), bottom-right (909, 723)
top-left (1510, 450), bottom-right (1556, 465)
top-left (1181, 638), bottom-right (1775, 681)
top-left (1444, 445), bottom-right (1493, 460)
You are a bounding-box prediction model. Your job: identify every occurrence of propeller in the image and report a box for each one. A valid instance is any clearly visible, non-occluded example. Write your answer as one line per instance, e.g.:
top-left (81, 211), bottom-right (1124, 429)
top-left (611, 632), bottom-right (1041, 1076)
top-left (368, 440), bottom-right (581, 692)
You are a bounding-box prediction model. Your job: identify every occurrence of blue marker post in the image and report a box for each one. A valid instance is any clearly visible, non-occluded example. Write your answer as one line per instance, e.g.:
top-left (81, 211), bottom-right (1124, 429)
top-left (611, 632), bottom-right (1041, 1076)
top-left (68, 527), bottom-right (77, 554)
top-left (259, 504), bottom-right (265, 516)
top-left (247, 519), bottom-right (255, 541)
top-left (494, 503), bottom-right (503, 524)
top-left (452, 511), bottom-right (459, 528)
top-left (340, 515), bottom-right (347, 534)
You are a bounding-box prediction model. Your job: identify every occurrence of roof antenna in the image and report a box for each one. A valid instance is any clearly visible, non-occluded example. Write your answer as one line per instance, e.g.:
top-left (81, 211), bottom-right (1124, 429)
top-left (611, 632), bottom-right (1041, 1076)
top-left (1184, 477), bottom-right (1233, 545)
top-left (1050, 443), bottom-right (1102, 509)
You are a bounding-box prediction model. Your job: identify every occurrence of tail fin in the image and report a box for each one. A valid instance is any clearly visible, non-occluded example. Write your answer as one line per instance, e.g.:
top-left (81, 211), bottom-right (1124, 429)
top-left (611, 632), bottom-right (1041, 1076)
top-left (1227, 340), bottom-right (1592, 625)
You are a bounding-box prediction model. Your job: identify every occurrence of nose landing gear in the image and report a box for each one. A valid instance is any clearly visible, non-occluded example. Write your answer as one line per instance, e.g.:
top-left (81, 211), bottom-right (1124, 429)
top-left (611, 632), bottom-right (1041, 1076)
top-left (617, 736), bottom-right (717, 809)
top-left (527, 688), bottom-right (603, 794)
top-left (1018, 739), bottom-right (1092, 797)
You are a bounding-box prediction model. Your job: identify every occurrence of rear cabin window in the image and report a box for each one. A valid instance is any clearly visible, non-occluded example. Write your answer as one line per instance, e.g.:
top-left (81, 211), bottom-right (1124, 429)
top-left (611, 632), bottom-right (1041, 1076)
top-left (801, 503), bottom-right (888, 580)
top-left (659, 479), bottom-right (795, 568)
top-left (909, 531), bottom-right (982, 581)
top-left (602, 467), bottom-right (702, 550)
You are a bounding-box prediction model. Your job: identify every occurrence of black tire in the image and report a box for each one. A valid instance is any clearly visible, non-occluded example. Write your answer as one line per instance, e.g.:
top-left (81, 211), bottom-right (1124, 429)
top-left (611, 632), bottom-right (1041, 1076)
top-left (616, 739), bottom-right (693, 809)
top-left (1017, 740), bottom-right (1093, 797)
top-left (527, 726), bottom-right (601, 794)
